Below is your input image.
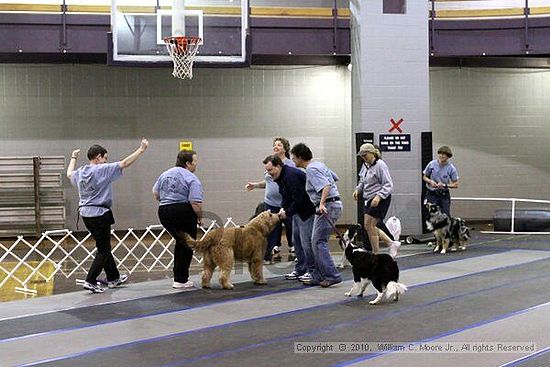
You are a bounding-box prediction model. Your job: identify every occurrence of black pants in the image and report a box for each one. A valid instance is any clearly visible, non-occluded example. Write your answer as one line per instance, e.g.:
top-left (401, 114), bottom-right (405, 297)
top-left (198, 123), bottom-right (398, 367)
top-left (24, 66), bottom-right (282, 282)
top-left (158, 203), bottom-right (197, 283)
top-left (83, 211), bottom-right (119, 283)
top-left (426, 190), bottom-right (451, 217)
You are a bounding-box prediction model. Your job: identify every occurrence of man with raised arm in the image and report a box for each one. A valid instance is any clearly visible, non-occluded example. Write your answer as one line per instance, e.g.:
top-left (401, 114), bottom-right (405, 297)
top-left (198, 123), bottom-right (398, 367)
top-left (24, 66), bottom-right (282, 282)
top-left (67, 138), bottom-right (149, 293)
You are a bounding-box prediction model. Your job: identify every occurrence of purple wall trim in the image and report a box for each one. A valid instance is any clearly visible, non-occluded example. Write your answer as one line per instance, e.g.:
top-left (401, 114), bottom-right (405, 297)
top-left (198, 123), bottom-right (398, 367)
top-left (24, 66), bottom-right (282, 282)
top-left (0, 13), bottom-right (109, 25)
top-left (432, 17), bottom-right (549, 30)
top-left (1, 13), bottom-right (550, 64)
top-left (431, 18), bottom-right (550, 56)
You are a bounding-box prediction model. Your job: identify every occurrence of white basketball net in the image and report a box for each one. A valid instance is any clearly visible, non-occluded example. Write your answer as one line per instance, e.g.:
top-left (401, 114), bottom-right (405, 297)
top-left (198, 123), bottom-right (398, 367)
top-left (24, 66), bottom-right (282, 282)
top-left (164, 37), bottom-right (201, 80)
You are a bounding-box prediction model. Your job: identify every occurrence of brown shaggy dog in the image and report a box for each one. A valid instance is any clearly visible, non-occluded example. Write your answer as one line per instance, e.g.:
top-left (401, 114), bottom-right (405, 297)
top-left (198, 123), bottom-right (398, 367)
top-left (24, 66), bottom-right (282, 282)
top-left (182, 210), bottom-right (280, 289)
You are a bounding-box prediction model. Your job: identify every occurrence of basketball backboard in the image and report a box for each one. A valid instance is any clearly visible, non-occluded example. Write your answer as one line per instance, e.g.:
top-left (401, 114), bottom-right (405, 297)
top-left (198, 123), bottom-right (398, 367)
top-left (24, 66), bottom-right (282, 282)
top-left (110, 0), bottom-right (248, 65)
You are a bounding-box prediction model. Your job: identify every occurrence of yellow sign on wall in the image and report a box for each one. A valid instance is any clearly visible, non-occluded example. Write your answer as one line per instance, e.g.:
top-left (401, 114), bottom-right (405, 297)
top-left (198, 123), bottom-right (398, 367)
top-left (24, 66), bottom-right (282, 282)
top-left (179, 141), bottom-right (193, 151)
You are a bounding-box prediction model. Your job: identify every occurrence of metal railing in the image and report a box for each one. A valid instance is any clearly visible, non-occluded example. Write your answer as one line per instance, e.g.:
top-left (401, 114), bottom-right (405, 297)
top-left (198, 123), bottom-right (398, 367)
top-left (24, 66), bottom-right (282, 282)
top-left (0, 217), bottom-right (239, 295)
top-left (452, 197), bottom-right (550, 234)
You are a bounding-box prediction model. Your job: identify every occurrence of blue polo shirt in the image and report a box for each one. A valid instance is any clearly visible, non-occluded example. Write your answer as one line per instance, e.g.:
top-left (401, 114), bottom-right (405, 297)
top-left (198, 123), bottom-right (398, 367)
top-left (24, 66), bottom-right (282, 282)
top-left (305, 161), bottom-right (340, 206)
top-left (153, 166), bottom-right (203, 206)
top-left (423, 159), bottom-right (459, 191)
top-left (70, 162), bottom-right (123, 217)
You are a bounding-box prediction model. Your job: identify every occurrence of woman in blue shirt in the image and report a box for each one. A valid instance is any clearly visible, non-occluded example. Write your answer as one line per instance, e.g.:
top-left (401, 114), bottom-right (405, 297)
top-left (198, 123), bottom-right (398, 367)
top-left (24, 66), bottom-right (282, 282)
top-left (422, 145), bottom-right (459, 217)
top-left (153, 150), bottom-right (203, 289)
top-left (245, 137), bottom-right (295, 263)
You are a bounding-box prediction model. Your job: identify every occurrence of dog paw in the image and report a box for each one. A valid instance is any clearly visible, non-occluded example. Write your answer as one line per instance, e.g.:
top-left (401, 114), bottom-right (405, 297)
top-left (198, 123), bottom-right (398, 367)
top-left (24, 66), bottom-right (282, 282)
top-left (369, 300), bottom-right (379, 305)
top-left (254, 280), bottom-right (268, 285)
top-left (202, 284), bottom-right (211, 289)
top-left (344, 292), bottom-right (352, 297)
top-left (440, 249), bottom-right (446, 254)
top-left (459, 246), bottom-right (466, 251)
top-left (433, 247), bottom-right (440, 253)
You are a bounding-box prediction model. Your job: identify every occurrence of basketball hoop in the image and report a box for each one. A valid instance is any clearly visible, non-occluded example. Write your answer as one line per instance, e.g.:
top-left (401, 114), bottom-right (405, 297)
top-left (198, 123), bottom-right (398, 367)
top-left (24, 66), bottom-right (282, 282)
top-left (164, 36), bottom-right (201, 80)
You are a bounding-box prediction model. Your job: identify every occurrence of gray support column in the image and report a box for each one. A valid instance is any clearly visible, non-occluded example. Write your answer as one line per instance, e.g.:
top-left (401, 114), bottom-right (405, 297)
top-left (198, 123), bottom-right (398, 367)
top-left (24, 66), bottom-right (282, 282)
top-left (351, 0), bottom-right (429, 234)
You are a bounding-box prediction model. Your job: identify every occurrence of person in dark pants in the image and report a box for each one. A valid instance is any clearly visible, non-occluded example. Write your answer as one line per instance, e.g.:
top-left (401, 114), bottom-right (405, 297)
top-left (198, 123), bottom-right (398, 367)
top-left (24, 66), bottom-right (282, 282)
top-left (153, 150), bottom-right (203, 289)
top-left (422, 145), bottom-right (459, 217)
top-left (67, 138), bottom-right (149, 293)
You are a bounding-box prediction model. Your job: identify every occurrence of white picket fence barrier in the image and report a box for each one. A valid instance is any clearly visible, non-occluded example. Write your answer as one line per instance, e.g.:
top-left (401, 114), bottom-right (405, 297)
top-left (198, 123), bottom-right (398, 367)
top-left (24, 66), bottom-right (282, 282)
top-left (0, 217), bottom-right (240, 295)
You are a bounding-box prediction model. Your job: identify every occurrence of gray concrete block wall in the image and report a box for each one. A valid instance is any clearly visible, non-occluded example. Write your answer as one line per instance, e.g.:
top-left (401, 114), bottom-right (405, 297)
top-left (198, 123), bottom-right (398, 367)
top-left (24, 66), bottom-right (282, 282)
top-left (351, 0), bottom-right (430, 233)
top-left (430, 67), bottom-right (550, 220)
top-left (3, 63), bottom-right (548, 233)
top-left (0, 64), bottom-right (352, 230)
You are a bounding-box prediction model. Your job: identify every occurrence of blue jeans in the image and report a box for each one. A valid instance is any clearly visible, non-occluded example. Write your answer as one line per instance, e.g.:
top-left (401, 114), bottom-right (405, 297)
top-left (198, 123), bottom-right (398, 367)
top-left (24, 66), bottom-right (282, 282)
top-left (310, 201), bottom-right (342, 283)
top-left (292, 214), bottom-right (314, 275)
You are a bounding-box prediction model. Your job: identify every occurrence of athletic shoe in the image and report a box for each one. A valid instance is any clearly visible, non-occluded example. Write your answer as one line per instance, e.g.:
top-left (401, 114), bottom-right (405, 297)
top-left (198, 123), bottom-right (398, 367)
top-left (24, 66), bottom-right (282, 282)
top-left (263, 260), bottom-right (274, 265)
top-left (288, 246), bottom-right (295, 254)
top-left (320, 279), bottom-right (342, 288)
top-left (272, 246), bottom-right (280, 254)
top-left (301, 279), bottom-right (320, 286)
top-left (389, 240), bottom-right (401, 259)
top-left (298, 272), bottom-right (312, 282)
top-left (284, 271), bottom-right (300, 280)
top-left (83, 281), bottom-right (104, 293)
top-left (107, 274), bottom-right (129, 288)
top-left (173, 281), bottom-right (194, 289)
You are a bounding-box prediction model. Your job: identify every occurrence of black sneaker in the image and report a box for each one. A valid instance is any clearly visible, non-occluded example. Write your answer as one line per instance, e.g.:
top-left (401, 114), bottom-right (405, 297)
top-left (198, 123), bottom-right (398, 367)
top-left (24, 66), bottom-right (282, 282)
top-left (83, 281), bottom-right (105, 293)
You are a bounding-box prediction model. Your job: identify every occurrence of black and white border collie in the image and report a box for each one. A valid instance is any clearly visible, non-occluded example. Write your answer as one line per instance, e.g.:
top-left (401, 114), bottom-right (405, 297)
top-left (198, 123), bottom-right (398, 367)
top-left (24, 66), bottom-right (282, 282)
top-left (338, 226), bottom-right (407, 304)
top-left (337, 224), bottom-right (362, 269)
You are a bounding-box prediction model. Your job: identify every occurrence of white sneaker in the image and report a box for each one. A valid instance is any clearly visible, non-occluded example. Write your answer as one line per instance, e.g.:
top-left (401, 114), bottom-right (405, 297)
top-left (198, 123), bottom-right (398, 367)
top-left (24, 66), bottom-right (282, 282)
top-left (173, 280), bottom-right (194, 289)
top-left (83, 281), bottom-right (104, 293)
top-left (298, 272), bottom-right (312, 282)
top-left (107, 274), bottom-right (129, 289)
top-left (284, 271), bottom-right (299, 280)
top-left (389, 241), bottom-right (401, 259)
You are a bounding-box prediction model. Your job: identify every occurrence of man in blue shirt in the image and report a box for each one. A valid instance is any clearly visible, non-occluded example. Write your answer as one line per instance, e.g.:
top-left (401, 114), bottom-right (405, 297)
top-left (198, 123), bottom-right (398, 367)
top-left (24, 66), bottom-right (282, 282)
top-left (290, 143), bottom-right (342, 288)
top-left (67, 138), bottom-right (149, 293)
top-left (153, 150), bottom-right (203, 289)
top-left (263, 155), bottom-right (316, 282)
top-left (422, 145), bottom-right (459, 217)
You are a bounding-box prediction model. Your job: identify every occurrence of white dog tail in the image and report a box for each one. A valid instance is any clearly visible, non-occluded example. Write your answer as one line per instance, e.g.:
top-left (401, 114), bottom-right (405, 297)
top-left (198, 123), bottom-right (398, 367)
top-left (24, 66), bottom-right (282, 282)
top-left (386, 281), bottom-right (408, 300)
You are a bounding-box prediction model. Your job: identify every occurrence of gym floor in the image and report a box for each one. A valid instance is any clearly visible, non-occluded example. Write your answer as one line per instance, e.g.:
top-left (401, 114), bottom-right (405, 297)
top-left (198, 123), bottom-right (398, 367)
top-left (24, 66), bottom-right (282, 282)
top-left (1, 231), bottom-right (549, 367)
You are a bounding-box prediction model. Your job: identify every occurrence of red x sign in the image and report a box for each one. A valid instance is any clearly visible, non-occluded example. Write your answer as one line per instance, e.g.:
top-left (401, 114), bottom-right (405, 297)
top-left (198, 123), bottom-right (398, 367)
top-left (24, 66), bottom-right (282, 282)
top-left (389, 118), bottom-right (404, 133)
